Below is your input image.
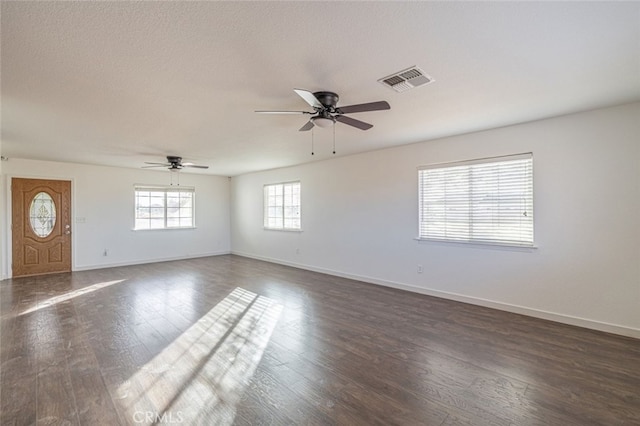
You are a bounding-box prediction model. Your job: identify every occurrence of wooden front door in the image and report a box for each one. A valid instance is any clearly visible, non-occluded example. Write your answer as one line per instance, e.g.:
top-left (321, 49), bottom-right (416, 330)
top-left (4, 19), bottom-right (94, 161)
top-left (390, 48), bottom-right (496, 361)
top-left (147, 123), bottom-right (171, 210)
top-left (12, 178), bottom-right (72, 277)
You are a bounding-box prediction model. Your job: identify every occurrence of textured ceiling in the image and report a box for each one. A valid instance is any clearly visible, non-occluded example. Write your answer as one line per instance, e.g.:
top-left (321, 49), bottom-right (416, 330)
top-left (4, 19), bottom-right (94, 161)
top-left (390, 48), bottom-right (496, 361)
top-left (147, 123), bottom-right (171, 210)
top-left (2, 1), bottom-right (639, 176)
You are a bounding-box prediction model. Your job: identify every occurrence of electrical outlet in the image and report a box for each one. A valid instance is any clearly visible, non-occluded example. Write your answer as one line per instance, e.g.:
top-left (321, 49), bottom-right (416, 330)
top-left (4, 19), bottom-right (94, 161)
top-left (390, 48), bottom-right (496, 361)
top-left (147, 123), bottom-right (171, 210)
top-left (417, 265), bottom-right (423, 274)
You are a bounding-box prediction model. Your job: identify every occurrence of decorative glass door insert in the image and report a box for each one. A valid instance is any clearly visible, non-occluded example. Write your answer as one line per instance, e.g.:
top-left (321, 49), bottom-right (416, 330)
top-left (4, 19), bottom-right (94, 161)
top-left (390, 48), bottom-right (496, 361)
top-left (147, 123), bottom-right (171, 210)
top-left (29, 192), bottom-right (57, 238)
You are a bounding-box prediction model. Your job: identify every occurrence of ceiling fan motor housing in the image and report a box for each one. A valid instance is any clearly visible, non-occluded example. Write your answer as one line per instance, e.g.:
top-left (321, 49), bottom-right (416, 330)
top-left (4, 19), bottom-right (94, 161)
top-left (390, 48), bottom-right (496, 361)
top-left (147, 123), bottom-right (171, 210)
top-left (313, 91), bottom-right (339, 110)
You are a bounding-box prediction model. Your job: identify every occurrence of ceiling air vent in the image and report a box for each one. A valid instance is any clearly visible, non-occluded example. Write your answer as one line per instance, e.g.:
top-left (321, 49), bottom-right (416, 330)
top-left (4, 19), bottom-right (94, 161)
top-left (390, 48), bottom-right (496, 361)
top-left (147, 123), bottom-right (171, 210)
top-left (379, 66), bottom-right (434, 93)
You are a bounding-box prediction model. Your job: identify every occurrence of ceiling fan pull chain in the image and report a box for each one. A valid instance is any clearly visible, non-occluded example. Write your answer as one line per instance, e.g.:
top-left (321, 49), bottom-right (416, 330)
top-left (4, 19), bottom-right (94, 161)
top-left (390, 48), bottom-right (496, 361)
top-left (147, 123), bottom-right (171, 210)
top-left (311, 128), bottom-right (315, 156)
top-left (332, 122), bottom-right (336, 154)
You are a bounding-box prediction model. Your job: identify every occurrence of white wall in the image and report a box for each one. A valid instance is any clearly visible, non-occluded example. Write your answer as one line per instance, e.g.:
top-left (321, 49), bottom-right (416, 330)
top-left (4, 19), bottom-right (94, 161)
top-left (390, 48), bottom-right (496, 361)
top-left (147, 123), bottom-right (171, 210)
top-left (0, 141), bottom-right (3, 279)
top-left (1, 159), bottom-right (230, 276)
top-left (231, 102), bottom-right (640, 337)
top-left (2, 104), bottom-right (638, 337)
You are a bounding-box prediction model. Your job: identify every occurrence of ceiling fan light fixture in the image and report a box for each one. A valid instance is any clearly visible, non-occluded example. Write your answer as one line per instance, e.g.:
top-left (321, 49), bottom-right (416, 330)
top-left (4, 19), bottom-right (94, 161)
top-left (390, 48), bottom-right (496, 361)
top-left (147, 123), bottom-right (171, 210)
top-left (312, 116), bottom-right (335, 128)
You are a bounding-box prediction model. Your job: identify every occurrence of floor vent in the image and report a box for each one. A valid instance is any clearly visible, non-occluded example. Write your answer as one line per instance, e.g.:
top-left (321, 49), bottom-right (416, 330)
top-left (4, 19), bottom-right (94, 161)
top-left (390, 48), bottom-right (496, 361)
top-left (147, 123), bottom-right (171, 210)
top-left (379, 66), bottom-right (434, 92)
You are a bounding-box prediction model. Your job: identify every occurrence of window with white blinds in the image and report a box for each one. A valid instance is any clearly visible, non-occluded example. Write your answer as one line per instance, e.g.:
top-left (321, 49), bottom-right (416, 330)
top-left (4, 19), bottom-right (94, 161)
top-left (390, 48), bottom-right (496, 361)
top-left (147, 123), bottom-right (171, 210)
top-left (134, 186), bottom-right (195, 230)
top-left (264, 181), bottom-right (301, 230)
top-left (418, 153), bottom-right (533, 246)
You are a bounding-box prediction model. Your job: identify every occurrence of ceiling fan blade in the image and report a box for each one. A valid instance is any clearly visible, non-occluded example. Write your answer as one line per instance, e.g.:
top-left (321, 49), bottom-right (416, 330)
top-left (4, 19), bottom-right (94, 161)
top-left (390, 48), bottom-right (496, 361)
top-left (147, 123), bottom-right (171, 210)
top-left (183, 164), bottom-right (209, 169)
top-left (142, 165), bottom-right (168, 168)
top-left (255, 110), bottom-right (312, 114)
top-left (144, 162), bottom-right (170, 166)
top-left (299, 120), bottom-right (315, 131)
top-left (337, 101), bottom-right (390, 114)
top-left (294, 89), bottom-right (323, 109)
top-left (335, 115), bottom-right (373, 130)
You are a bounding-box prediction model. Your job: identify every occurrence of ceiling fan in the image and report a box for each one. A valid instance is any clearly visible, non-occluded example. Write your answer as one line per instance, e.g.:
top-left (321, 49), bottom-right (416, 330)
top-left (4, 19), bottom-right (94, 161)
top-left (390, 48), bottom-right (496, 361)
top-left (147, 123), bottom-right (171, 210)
top-left (256, 89), bottom-right (390, 131)
top-left (143, 156), bottom-right (209, 172)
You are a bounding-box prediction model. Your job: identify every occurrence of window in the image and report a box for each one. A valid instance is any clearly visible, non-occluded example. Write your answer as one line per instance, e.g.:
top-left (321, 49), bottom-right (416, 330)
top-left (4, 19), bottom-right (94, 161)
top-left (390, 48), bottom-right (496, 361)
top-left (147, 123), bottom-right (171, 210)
top-left (134, 186), bottom-right (195, 230)
top-left (264, 181), bottom-right (301, 230)
top-left (418, 153), bottom-right (533, 246)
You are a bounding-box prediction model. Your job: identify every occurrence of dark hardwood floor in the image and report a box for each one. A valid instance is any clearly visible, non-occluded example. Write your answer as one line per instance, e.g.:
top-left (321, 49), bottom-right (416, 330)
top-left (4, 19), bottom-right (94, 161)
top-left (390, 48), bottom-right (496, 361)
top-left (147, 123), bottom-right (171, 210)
top-left (1, 255), bottom-right (639, 425)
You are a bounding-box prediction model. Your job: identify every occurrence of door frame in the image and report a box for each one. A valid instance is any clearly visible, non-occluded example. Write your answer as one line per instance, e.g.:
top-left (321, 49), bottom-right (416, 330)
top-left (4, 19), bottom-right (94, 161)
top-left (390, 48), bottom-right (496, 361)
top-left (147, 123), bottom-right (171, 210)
top-left (5, 174), bottom-right (76, 279)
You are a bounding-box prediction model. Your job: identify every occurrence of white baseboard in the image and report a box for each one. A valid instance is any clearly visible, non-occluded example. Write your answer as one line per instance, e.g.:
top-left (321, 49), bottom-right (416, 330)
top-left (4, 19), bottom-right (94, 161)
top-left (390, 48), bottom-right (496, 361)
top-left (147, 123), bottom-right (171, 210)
top-left (231, 251), bottom-right (640, 339)
top-left (74, 250), bottom-right (231, 272)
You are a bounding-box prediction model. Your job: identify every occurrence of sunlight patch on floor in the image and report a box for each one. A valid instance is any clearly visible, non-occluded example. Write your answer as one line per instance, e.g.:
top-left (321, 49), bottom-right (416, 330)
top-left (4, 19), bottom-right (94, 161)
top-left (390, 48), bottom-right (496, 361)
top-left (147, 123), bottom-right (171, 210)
top-left (20, 279), bottom-right (127, 315)
top-left (116, 287), bottom-right (282, 425)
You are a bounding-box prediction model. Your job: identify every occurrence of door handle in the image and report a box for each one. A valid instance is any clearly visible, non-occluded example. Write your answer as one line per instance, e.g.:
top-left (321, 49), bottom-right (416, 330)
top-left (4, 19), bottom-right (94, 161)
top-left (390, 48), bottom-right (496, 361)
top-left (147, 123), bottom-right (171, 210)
top-left (65, 224), bottom-right (71, 235)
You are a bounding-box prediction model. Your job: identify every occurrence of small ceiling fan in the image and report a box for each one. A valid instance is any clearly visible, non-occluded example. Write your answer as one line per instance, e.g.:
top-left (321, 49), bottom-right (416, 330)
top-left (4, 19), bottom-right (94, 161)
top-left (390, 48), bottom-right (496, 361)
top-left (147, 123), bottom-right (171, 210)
top-left (256, 89), bottom-right (390, 131)
top-left (143, 156), bottom-right (209, 171)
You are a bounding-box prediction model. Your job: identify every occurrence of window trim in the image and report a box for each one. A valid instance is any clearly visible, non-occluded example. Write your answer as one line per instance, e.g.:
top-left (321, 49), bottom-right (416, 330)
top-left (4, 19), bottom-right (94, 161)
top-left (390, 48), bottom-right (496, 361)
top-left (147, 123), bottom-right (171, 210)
top-left (263, 180), bottom-right (302, 231)
top-left (417, 153), bottom-right (534, 248)
top-left (133, 185), bottom-right (196, 231)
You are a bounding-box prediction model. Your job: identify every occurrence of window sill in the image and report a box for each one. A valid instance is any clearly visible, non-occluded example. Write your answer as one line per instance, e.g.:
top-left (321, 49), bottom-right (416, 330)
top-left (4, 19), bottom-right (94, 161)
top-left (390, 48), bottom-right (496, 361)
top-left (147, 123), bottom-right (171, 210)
top-left (263, 228), bottom-right (303, 233)
top-left (133, 226), bottom-right (197, 231)
top-left (414, 237), bottom-right (537, 251)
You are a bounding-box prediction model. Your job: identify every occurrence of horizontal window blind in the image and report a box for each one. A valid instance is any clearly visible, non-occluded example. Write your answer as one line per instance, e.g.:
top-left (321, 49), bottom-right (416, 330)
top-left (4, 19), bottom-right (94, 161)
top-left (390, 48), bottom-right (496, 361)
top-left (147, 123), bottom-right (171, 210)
top-left (135, 185), bottom-right (195, 193)
top-left (419, 153), bottom-right (533, 246)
